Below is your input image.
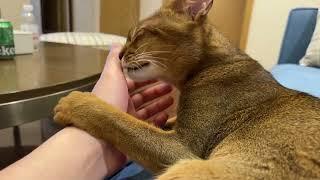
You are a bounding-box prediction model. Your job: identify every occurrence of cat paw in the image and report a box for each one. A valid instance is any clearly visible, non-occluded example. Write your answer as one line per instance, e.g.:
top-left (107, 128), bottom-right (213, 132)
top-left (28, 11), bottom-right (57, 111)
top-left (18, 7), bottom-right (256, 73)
top-left (54, 91), bottom-right (119, 139)
top-left (53, 91), bottom-right (92, 127)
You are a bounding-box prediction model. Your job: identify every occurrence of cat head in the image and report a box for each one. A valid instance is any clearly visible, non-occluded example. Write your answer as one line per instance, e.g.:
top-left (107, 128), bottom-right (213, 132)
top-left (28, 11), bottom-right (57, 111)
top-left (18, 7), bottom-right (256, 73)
top-left (121, 0), bottom-right (214, 86)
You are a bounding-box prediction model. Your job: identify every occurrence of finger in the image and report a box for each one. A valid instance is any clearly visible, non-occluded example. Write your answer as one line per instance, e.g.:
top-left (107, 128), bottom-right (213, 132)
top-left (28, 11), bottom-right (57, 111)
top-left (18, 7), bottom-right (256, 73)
top-left (127, 78), bottom-right (136, 92)
top-left (133, 80), bottom-right (158, 90)
top-left (150, 112), bottom-right (169, 128)
top-left (103, 44), bottom-right (123, 74)
top-left (127, 78), bottom-right (158, 93)
top-left (127, 99), bottom-right (137, 117)
top-left (103, 44), bottom-right (125, 81)
top-left (108, 43), bottom-right (123, 60)
top-left (136, 96), bottom-right (174, 120)
top-left (131, 83), bottom-right (172, 108)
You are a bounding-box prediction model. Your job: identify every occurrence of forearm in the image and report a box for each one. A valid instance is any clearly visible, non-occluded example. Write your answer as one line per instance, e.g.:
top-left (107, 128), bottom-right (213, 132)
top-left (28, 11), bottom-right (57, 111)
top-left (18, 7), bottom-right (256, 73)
top-left (0, 127), bottom-right (126, 180)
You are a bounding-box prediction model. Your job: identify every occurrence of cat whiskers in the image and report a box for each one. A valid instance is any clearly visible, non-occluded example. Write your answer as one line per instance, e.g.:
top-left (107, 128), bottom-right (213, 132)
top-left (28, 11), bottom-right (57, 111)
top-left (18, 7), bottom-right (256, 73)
top-left (124, 53), bottom-right (138, 67)
top-left (135, 57), bottom-right (168, 70)
top-left (135, 42), bottom-right (150, 54)
top-left (124, 49), bottom-right (171, 72)
top-left (135, 44), bottom-right (174, 55)
top-left (136, 51), bottom-right (170, 61)
top-left (127, 61), bottom-right (143, 71)
top-left (136, 55), bottom-right (168, 61)
top-left (139, 51), bottom-right (171, 56)
top-left (135, 51), bottom-right (170, 70)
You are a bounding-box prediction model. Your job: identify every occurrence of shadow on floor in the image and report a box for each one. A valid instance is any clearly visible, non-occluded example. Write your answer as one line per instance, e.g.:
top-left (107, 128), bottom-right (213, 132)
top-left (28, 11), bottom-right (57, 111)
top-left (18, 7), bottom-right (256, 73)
top-left (0, 146), bottom-right (37, 170)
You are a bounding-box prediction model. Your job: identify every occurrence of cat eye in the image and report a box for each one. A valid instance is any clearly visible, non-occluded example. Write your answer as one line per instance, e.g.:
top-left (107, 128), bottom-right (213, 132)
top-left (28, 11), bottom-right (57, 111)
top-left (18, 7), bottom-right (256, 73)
top-left (147, 27), bottom-right (165, 36)
top-left (128, 26), bottom-right (162, 44)
top-left (132, 29), bottom-right (145, 41)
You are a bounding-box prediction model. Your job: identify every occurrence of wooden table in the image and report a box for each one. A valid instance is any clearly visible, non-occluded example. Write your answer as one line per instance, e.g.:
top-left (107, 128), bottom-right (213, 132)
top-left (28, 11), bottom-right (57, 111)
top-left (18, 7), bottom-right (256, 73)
top-left (0, 42), bottom-right (108, 144)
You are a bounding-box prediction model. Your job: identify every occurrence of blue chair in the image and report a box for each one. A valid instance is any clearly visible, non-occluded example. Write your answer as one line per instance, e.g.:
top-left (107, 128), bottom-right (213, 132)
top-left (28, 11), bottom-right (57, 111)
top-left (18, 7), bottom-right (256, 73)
top-left (271, 8), bottom-right (320, 97)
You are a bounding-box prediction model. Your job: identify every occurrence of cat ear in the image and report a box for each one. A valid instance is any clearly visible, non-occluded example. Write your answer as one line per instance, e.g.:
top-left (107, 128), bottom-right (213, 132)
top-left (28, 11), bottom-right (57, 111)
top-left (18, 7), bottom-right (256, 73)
top-left (164, 0), bottom-right (214, 21)
top-left (185, 0), bottom-right (214, 20)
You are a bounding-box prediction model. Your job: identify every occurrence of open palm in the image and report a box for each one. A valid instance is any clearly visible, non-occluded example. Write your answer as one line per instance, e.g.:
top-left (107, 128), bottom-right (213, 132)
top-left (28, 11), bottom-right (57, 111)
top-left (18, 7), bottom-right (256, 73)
top-left (127, 79), bottom-right (173, 127)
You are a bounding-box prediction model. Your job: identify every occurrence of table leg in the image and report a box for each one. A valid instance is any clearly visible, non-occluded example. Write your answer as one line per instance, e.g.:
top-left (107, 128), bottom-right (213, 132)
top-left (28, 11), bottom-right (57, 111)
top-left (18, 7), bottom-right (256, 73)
top-left (13, 126), bottom-right (22, 154)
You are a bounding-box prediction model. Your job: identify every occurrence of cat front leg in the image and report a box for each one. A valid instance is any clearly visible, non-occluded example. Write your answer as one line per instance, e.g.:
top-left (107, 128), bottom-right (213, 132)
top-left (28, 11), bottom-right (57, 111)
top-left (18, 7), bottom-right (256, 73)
top-left (157, 157), bottom-right (272, 180)
top-left (54, 91), bottom-right (196, 172)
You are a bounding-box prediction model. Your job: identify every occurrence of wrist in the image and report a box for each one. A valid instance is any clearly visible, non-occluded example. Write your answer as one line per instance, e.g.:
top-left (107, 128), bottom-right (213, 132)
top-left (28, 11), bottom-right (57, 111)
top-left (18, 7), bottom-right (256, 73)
top-left (58, 127), bottom-right (127, 177)
top-left (1, 127), bottom-right (111, 180)
top-left (57, 127), bottom-right (102, 147)
top-left (50, 127), bottom-right (109, 178)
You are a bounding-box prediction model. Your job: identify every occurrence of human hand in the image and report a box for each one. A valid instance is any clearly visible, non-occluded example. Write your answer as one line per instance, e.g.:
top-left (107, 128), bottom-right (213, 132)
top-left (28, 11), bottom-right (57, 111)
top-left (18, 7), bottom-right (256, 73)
top-left (92, 44), bottom-right (129, 112)
top-left (91, 44), bottom-right (174, 175)
top-left (127, 79), bottom-right (173, 127)
top-left (93, 44), bottom-right (173, 125)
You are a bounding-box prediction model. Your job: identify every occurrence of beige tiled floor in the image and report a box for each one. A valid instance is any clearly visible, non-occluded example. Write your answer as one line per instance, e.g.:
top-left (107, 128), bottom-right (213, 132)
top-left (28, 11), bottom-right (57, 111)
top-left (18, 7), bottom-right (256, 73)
top-left (0, 121), bottom-right (42, 147)
top-left (0, 121), bottom-right (42, 169)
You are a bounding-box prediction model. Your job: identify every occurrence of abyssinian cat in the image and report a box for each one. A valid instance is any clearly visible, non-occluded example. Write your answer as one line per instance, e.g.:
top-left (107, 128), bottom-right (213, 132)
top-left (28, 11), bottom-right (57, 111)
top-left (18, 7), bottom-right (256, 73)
top-left (54, 0), bottom-right (320, 179)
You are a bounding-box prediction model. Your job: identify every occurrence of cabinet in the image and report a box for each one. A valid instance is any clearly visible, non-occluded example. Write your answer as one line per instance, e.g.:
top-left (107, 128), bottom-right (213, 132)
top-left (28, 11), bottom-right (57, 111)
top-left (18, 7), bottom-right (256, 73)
top-left (100, 0), bottom-right (140, 36)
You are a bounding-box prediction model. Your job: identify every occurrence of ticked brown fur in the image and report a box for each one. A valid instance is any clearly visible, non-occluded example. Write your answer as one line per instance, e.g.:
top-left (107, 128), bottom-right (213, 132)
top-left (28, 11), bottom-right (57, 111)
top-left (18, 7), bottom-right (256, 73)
top-left (54, 0), bottom-right (320, 179)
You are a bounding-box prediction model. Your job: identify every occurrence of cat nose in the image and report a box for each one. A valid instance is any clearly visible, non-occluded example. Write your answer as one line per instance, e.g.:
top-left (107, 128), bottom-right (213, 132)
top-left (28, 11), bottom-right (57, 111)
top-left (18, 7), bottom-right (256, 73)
top-left (119, 50), bottom-right (125, 60)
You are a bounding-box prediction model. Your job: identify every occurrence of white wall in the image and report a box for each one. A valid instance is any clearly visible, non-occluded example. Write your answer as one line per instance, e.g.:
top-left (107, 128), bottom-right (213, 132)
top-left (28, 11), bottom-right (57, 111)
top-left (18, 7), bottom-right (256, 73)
top-left (0, 0), bottom-right (100, 32)
top-left (140, 0), bottom-right (162, 20)
top-left (246, 0), bottom-right (320, 70)
top-left (0, 0), bottom-right (42, 33)
top-left (0, 0), bottom-right (30, 28)
top-left (82, 1), bottom-right (166, 33)
top-left (72, 0), bottom-right (100, 32)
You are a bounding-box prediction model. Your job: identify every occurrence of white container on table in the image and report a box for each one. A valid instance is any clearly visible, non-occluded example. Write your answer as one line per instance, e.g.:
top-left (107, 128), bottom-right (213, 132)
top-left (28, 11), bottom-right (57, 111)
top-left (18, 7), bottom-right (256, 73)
top-left (14, 30), bottom-right (34, 55)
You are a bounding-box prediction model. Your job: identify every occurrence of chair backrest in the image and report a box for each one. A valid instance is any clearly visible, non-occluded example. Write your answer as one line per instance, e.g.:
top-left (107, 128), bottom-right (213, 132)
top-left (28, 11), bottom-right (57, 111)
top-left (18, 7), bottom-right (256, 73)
top-left (278, 8), bottom-right (318, 64)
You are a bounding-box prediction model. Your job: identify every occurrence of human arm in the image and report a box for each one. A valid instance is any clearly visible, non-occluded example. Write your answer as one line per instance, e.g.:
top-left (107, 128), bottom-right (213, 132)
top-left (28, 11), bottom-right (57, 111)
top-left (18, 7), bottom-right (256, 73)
top-left (0, 45), bottom-right (173, 180)
top-left (0, 127), bottom-right (114, 180)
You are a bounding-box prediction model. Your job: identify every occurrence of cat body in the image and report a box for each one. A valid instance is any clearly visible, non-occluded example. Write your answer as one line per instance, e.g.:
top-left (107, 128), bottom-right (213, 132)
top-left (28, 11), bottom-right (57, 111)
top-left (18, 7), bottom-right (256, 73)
top-left (54, 0), bottom-right (320, 179)
top-left (173, 60), bottom-right (320, 179)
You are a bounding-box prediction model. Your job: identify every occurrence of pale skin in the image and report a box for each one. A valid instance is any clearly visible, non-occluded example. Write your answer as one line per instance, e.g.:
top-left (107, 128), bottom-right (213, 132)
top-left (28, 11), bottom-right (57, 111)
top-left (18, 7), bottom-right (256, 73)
top-left (0, 44), bottom-right (174, 180)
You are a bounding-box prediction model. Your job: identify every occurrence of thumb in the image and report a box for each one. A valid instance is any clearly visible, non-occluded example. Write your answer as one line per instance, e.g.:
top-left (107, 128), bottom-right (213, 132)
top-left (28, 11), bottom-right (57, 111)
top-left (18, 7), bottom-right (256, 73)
top-left (104, 44), bottom-right (123, 70)
top-left (93, 43), bottom-right (129, 111)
